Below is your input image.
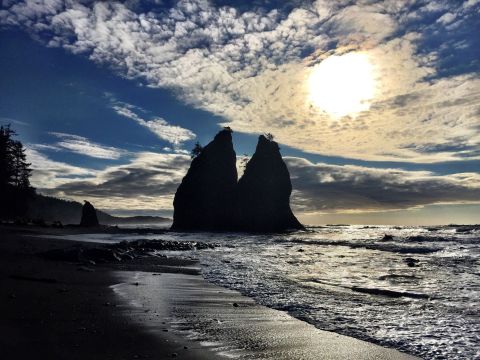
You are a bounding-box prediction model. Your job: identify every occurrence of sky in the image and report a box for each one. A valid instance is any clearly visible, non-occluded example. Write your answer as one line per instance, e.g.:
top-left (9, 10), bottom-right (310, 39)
top-left (0, 0), bottom-right (479, 225)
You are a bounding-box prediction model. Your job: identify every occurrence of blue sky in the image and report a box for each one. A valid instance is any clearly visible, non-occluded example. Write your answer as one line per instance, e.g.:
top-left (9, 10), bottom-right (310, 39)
top-left (0, 0), bottom-right (479, 224)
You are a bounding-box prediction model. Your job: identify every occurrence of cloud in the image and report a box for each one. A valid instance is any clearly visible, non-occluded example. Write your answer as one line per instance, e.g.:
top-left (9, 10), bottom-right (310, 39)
top-left (1, 0), bottom-right (479, 162)
top-left (109, 98), bottom-right (196, 146)
top-left (25, 147), bottom-right (98, 189)
top-left (43, 132), bottom-right (126, 159)
top-left (285, 157), bottom-right (480, 214)
top-left (28, 147), bottom-right (480, 215)
top-left (48, 151), bottom-right (191, 211)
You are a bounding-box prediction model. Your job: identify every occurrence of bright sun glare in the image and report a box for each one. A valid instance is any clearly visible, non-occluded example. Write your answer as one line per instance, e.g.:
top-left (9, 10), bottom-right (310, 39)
top-left (308, 52), bottom-right (376, 118)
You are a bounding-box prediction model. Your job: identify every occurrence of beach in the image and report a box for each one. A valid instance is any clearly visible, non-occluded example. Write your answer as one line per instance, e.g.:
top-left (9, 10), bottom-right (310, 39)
top-left (0, 224), bottom-right (421, 359)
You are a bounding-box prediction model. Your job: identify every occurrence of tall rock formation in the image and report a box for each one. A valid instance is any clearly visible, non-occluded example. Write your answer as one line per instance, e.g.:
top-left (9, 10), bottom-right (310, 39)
top-left (236, 135), bottom-right (304, 232)
top-left (171, 129), bottom-right (238, 231)
top-left (80, 200), bottom-right (99, 227)
top-left (171, 130), bottom-right (304, 233)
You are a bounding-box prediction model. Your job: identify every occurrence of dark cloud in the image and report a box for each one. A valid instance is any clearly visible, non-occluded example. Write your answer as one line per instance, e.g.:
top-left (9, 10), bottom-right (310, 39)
top-left (41, 153), bottom-right (480, 214)
top-left (52, 153), bottom-right (190, 200)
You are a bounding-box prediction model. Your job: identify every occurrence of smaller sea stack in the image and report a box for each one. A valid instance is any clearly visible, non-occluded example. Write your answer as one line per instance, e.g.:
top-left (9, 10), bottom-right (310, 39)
top-left (80, 201), bottom-right (99, 227)
top-left (236, 135), bottom-right (304, 232)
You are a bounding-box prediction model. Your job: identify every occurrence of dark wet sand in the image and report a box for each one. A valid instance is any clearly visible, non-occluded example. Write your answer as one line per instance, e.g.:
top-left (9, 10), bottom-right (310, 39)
top-left (0, 226), bottom-right (221, 360)
top-left (0, 225), bottom-right (419, 359)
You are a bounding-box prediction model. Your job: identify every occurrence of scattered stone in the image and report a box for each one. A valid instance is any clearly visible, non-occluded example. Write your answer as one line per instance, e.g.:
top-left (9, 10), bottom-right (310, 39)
top-left (404, 257), bottom-right (419, 267)
top-left (233, 302), bottom-right (239, 307)
top-left (77, 266), bottom-right (95, 272)
top-left (51, 220), bottom-right (64, 228)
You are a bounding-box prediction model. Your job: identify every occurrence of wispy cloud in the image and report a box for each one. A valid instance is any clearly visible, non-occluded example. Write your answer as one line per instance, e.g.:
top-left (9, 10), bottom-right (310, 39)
top-left (0, 117), bottom-right (30, 126)
top-left (25, 147), bottom-right (98, 189)
top-left (108, 97), bottom-right (196, 146)
top-left (41, 132), bottom-right (126, 159)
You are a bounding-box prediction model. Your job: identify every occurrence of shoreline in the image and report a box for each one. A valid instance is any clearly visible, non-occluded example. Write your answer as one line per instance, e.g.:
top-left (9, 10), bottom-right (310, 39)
top-left (1, 225), bottom-right (419, 359)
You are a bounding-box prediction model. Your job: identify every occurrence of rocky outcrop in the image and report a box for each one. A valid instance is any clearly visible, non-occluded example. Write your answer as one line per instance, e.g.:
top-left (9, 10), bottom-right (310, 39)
top-left (236, 135), bottom-right (304, 232)
top-left (171, 129), bottom-right (238, 231)
top-left (80, 201), bottom-right (99, 227)
top-left (171, 130), bottom-right (303, 233)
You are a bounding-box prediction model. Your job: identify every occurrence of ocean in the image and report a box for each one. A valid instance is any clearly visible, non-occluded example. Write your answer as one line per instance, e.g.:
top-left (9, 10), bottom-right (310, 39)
top-left (63, 225), bottom-right (480, 359)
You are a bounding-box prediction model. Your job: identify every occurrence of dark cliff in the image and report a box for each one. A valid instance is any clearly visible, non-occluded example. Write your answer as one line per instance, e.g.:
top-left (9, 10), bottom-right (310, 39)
top-left (236, 135), bottom-right (304, 232)
top-left (171, 129), bottom-right (238, 231)
top-left (171, 130), bottom-right (303, 233)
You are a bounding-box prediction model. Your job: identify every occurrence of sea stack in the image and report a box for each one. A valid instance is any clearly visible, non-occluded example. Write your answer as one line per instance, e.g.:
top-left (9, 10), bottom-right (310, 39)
top-left (236, 135), bottom-right (304, 232)
top-left (171, 129), bottom-right (304, 233)
top-left (171, 129), bottom-right (238, 231)
top-left (80, 201), bottom-right (99, 227)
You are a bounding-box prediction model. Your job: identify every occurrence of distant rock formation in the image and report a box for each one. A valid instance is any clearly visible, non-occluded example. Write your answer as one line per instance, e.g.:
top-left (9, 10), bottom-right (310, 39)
top-left (171, 130), bottom-right (304, 233)
top-left (236, 135), bottom-right (304, 232)
top-left (27, 193), bottom-right (170, 225)
top-left (171, 129), bottom-right (238, 231)
top-left (80, 201), bottom-right (99, 227)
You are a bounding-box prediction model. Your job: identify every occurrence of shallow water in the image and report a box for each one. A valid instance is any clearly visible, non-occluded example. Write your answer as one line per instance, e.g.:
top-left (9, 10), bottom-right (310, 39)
top-left (65, 225), bottom-right (480, 359)
top-left (112, 271), bottom-right (416, 359)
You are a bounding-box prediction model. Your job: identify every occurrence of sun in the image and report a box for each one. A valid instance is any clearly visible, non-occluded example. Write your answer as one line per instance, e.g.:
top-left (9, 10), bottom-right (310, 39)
top-left (308, 52), bottom-right (376, 118)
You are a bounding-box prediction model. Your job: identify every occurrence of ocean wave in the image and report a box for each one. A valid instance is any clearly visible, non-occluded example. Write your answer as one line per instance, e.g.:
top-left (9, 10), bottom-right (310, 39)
top-left (287, 238), bottom-right (441, 254)
top-left (349, 286), bottom-right (431, 299)
top-left (303, 278), bottom-right (431, 299)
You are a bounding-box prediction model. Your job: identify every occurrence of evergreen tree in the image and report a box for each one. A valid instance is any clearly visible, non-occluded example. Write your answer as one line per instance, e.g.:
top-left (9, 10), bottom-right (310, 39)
top-left (11, 140), bottom-right (32, 189)
top-left (0, 125), bottom-right (15, 188)
top-left (0, 125), bottom-right (34, 220)
top-left (191, 142), bottom-right (204, 159)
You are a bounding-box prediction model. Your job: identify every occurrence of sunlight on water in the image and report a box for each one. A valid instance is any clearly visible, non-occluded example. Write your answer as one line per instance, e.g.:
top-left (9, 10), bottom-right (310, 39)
top-left (74, 225), bottom-right (479, 359)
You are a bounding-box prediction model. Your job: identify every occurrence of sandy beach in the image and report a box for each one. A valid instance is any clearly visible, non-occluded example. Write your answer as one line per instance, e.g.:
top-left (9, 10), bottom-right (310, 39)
top-left (0, 225), bottom-right (419, 359)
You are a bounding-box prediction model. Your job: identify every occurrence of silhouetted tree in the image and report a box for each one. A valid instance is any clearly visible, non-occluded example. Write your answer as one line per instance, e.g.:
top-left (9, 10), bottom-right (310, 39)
top-left (240, 153), bottom-right (249, 172)
top-left (0, 125), bottom-right (15, 189)
top-left (11, 140), bottom-right (32, 188)
top-left (191, 142), bottom-right (204, 159)
top-left (0, 125), bottom-right (34, 220)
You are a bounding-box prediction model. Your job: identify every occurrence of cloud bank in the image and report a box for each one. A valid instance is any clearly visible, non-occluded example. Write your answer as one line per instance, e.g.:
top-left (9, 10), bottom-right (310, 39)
top-left (28, 148), bottom-right (480, 215)
top-left (285, 157), bottom-right (480, 214)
